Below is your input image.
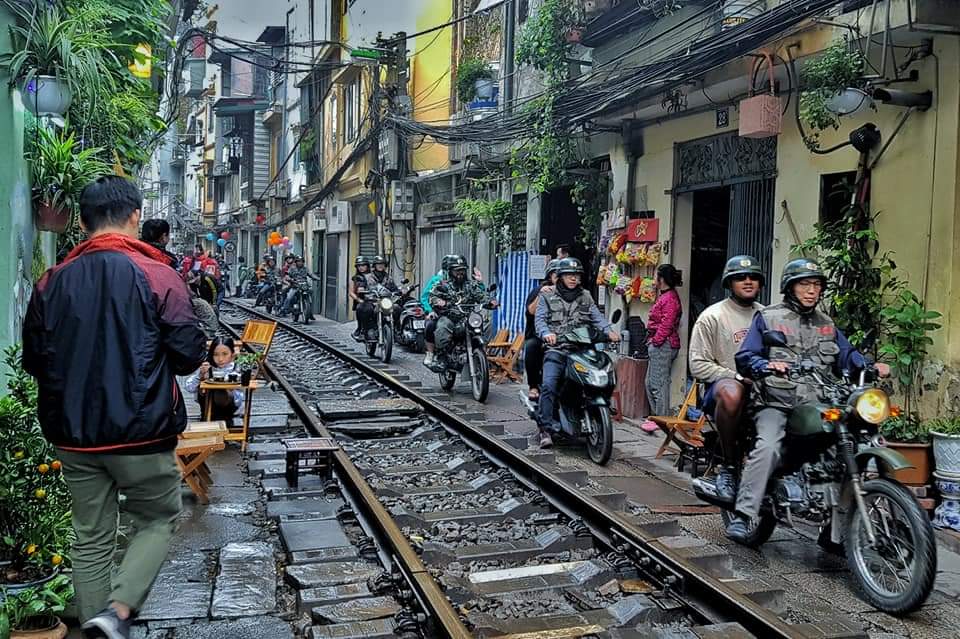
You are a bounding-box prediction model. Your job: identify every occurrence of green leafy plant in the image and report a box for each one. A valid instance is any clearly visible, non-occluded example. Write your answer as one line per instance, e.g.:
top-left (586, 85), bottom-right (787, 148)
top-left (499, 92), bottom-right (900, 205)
top-left (878, 290), bottom-right (942, 415)
top-left (235, 352), bottom-right (264, 372)
top-left (571, 173), bottom-right (609, 245)
top-left (0, 574), bottom-right (74, 635)
top-left (799, 39), bottom-right (865, 135)
top-left (0, 346), bottom-right (74, 587)
top-left (926, 416), bottom-right (960, 436)
top-left (26, 124), bottom-right (111, 213)
top-left (455, 199), bottom-right (515, 254)
top-left (455, 58), bottom-right (494, 104)
top-left (880, 415), bottom-right (929, 444)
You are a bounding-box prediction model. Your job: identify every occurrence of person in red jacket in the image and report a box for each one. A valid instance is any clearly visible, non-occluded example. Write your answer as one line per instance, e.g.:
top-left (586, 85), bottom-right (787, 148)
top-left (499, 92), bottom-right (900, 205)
top-left (642, 264), bottom-right (683, 430)
top-left (22, 175), bottom-right (207, 638)
top-left (180, 244), bottom-right (220, 281)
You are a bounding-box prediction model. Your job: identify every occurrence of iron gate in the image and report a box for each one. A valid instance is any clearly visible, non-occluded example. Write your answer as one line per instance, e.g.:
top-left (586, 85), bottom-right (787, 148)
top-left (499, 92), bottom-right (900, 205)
top-left (728, 179), bottom-right (775, 305)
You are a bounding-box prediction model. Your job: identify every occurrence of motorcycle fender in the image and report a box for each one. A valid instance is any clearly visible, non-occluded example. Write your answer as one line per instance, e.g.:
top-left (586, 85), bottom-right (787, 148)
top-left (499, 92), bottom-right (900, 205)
top-left (584, 395), bottom-right (610, 408)
top-left (855, 447), bottom-right (914, 476)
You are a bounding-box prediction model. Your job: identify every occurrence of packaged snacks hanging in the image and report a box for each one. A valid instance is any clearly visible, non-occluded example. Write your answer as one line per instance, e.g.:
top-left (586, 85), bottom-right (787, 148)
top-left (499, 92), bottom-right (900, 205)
top-left (598, 229), bottom-right (614, 256)
top-left (608, 232), bottom-right (627, 256)
top-left (644, 243), bottom-right (662, 266)
top-left (624, 243), bottom-right (647, 265)
top-left (638, 277), bottom-right (657, 303)
top-left (614, 275), bottom-right (633, 297)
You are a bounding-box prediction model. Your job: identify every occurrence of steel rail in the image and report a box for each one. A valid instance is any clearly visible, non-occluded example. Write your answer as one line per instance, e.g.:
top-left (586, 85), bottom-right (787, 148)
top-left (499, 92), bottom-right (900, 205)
top-left (220, 319), bottom-right (473, 639)
top-left (223, 302), bottom-right (812, 638)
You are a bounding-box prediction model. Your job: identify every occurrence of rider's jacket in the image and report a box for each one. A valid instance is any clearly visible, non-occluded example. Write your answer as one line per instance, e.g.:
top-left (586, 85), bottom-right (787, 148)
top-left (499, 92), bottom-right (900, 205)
top-left (535, 287), bottom-right (610, 347)
top-left (365, 270), bottom-right (398, 292)
top-left (258, 264), bottom-right (278, 284)
top-left (736, 302), bottom-right (865, 410)
top-left (286, 265), bottom-right (314, 287)
top-left (430, 278), bottom-right (486, 319)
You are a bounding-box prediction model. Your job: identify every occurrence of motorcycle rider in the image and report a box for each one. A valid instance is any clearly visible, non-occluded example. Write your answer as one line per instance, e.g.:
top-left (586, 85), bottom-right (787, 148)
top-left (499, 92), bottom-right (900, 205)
top-left (429, 255), bottom-right (493, 369)
top-left (688, 255), bottom-right (765, 502)
top-left (280, 255), bottom-right (321, 316)
top-left (255, 254), bottom-right (278, 308)
top-left (422, 255), bottom-right (457, 367)
top-left (536, 258), bottom-right (620, 449)
top-left (350, 255), bottom-right (373, 339)
top-left (730, 259), bottom-right (889, 543)
top-left (367, 255), bottom-right (402, 328)
top-left (524, 259), bottom-right (561, 401)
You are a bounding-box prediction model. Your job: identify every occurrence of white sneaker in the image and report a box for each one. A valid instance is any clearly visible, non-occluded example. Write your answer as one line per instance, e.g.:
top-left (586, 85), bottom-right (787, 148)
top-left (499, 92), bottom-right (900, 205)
top-left (423, 352), bottom-right (434, 366)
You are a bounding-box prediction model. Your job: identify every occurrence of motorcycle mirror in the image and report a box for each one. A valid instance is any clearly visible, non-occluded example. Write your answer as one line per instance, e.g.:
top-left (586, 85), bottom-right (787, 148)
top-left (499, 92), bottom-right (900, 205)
top-left (487, 283), bottom-right (498, 292)
top-left (401, 278), bottom-right (410, 284)
top-left (762, 330), bottom-right (788, 348)
top-left (610, 309), bottom-right (622, 324)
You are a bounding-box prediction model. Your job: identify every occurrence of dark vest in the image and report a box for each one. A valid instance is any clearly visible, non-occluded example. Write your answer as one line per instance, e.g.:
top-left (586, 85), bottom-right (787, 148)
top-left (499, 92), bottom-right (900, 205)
top-left (541, 288), bottom-right (595, 338)
top-left (759, 303), bottom-right (841, 409)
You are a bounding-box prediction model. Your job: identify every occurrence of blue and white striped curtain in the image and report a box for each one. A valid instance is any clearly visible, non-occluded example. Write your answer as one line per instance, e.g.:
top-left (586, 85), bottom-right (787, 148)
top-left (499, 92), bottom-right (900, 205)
top-left (493, 251), bottom-right (538, 336)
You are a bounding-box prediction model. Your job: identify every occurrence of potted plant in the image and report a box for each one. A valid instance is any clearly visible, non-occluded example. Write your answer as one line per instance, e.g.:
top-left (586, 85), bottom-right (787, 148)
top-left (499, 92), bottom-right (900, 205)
top-left (235, 352), bottom-right (263, 386)
top-left (27, 125), bottom-right (110, 233)
top-left (0, 347), bottom-right (73, 596)
top-left (0, 2), bottom-right (118, 117)
top-left (0, 574), bottom-right (73, 639)
top-left (799, 39), bottom-right (867, 138)
top-left (929, 417), bottom-right (960, 479)
top-left (879, 415), bottom-right (931, 485)
top-left (455, 58), bottom-right (494, 105)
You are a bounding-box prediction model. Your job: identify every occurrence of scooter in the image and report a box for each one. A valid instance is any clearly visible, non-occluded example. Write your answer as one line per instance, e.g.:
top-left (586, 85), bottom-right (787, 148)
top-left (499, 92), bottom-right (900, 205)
top-left (396, 283), bottom-right (426, 352)
top-left (356, 284), bottom-right (396, 363)
top-left (430, 284), bottom-right (497, 403)
top-left (691, 330), bottom-right (935, 615)
top-left (521, 309), bottom-right (621, 465)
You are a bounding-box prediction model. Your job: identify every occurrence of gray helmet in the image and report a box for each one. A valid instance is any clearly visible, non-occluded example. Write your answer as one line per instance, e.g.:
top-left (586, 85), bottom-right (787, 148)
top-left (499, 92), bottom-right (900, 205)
top-left (372, 255), bottom-right (387, 265)
top-left (355, 255), bottom-right (370, 267)
top-left (448, 255), bottom-right (468, 272)
top-left (545, 259), bottom-right (562, 278)
top-left (441, 254), bottom-right (458, 271)
top-left (721, 255), bottom-right (764, 289)
top-left (556, 257), bottom-right (583, 276)
top-left (780, 258), bottom-right (827, 294)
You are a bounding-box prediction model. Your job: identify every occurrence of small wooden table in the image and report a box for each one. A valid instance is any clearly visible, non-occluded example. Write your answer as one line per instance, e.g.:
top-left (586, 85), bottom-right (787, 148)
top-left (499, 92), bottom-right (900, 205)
top-left (199, 379), bottom-right (263, 452)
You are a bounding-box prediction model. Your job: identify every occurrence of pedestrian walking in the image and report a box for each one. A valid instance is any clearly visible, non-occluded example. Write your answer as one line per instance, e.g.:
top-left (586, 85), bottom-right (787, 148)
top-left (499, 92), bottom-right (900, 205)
top-left (642, 264), bottom-right (683, 430)
top-left (22, 175), bottom-right (207, 639)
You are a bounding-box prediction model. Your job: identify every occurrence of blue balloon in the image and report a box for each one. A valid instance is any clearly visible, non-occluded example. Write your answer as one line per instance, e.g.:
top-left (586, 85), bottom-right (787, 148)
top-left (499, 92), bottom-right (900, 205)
top-left (206, 232), bottom-right (216, 241)
top-left (217, 238), bottom-right (226, 247)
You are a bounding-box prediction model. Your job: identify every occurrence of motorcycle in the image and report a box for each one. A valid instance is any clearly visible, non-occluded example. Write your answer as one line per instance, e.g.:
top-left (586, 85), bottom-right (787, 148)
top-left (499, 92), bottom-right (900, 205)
top-left (356, 284), bottom-right (397, 363)
top-left (429, 284), bottom-right (497, 403)
top-left (255, 281), bottom-right (281, 314)
top-left (521, 309), bottom-right (622, 465)
top-left (395, 283), bottom-right (426, 353)
top-left (287, 281), bottom-right (315, 324)
top-left (692, 329), bottom-right (936, 615)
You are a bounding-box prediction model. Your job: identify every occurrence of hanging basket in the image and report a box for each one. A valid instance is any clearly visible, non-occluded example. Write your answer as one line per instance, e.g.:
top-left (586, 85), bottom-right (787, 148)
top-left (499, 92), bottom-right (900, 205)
top-left (739, 53), bottom-right (782, 139)
top-left (20, 75), bottom-right (73, 117)
top-left (35, 201), bottom-right (71, 234)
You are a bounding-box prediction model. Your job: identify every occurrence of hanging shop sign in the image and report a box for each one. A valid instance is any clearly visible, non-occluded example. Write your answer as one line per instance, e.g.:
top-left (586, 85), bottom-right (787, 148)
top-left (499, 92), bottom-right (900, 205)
top-left (625, 217), bottom-right (659, 243)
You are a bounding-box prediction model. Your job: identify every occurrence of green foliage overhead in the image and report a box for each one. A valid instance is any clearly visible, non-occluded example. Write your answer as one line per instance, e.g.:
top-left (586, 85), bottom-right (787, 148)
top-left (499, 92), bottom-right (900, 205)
top-left (455, 198), bottom-right (516, 255)
top-left (455, 58), bottom-right (493, 104)
top-left (799, 40), bottom-right (865, 135)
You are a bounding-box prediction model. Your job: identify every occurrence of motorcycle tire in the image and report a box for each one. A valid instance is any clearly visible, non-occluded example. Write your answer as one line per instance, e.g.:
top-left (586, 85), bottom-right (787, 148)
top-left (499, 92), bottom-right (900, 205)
top-left (382, 323), bottom-right (393, 364)
top-left (585, 405), bottom-right (614, 465)
top-left (844, 478), bottom-right (936, 615)
top-left (365, 338), bottom-right (378, 358)
top-left (292, 310), bottom-right (300, 323)
top-left (471, 347), bottom-right (489, 403)
top-left (439, 370), bottom-right (456, 391)
top-left (415, 333), bottom-right (426, 354)
top-left (720, 509), bottom-right (776, 549)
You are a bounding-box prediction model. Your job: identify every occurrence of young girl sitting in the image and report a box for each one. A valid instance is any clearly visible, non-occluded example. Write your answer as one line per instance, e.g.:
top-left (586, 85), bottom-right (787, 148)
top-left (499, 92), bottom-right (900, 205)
top-left (184, 337), bottom-right (244, 428)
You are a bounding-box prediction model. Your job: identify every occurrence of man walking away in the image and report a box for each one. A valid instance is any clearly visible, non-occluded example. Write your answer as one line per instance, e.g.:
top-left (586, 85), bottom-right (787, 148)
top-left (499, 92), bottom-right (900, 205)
top-left (140, 218), bottom-right (177, 269)
top-left (22, 176), bottom-right (207, 639)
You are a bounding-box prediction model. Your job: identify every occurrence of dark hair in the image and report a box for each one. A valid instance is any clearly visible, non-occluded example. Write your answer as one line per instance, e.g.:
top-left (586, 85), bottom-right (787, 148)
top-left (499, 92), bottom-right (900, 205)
top-left (141, 218), bottom-right (170, 243)
top-left (657, 264), bottom-right (682, 288)
top-left (79, 176), bottom-right (142, 233)
top-left (206, 337), bottom-right (236, 366)
top-left (195, 244), bottom-right (204, 253)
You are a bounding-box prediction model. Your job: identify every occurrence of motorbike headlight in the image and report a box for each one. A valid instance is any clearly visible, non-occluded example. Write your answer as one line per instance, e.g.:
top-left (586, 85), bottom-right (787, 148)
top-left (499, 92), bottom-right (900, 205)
top-left (467, 312), bottom-right (483, 329)
top-left (585, 369), bottom-right (609, 387)
top-left (380, 297), bottom-right (394, 311)
top-left (855, 388), bottom-right (891, 424)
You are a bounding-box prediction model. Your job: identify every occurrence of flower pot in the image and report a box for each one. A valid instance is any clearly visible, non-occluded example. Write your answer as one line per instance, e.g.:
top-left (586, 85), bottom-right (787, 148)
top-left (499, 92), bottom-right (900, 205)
top-left (933, 472), bottom-right (960, 531)
top-left (474, 78), bottom-right (495, 101)
top-left (35, 201), bottom-right (71, 234)
top-left (1, 568), bottom-right (59, 598)
top-left (20, 76), bottom-right (73, 117)
top-left (932, 431), bottom-right (960, 478)
top-left (240, 370), bottom-right (252, 386)
top-left (885, 441), bottom-right (932, 485)
top-left (12, 618), bottom-right (67, 639)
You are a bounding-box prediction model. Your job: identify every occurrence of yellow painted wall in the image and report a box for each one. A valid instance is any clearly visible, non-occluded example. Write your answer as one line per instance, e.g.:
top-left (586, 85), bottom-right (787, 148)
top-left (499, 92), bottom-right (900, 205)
top-left (410, 0), bottom-right (453, 173)
top-left (629, 31), bottom-right (960, 411)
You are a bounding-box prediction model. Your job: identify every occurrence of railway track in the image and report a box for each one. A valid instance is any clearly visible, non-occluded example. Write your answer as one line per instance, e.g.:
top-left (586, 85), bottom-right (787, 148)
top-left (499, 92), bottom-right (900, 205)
top-left (221, 300), bottom-right (836, 638)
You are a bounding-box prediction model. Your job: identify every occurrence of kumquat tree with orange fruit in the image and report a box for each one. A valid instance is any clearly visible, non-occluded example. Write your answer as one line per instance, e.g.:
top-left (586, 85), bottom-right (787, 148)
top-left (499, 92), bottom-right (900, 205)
top-left (0, 346), bottom-right (73, 587)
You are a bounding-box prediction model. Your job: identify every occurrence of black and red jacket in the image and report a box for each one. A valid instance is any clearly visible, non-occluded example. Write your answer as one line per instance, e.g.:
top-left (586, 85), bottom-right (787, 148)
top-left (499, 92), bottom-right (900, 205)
top-left (22, 234), bottom-right (207, 453)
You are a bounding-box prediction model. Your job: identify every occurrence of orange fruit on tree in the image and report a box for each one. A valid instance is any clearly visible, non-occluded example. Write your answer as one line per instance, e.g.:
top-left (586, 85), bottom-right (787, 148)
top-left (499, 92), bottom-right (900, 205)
top-left (13, 450), bottom-right (24, 460)
top-left (34, 488), bottom-right (46, 499)
top-left (38, 463), bottom-right (50, 474)
top-left (26, 544), bottom-right (37, 555)
top-left (51, 460), bottom-right (61, 471)
top-left (51, 554), bottom-right (63, 566)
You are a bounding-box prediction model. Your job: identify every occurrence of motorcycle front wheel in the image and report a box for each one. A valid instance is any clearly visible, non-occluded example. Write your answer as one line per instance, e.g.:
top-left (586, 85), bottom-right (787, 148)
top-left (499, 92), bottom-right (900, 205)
top-left (845, 478), bottom-right (936, 615)
top-left (439, 369), bottom-right (456, 391)
top-left (720, 509), bottom-right (777, 549)
top-left (382, 322), bottom-right (393, 363)
top-left (471, 347), bottom-right (489, 403)
top-left (365, 334), bottom-right (378, 358)
top-left (585, 405), bottom-right (614, 465)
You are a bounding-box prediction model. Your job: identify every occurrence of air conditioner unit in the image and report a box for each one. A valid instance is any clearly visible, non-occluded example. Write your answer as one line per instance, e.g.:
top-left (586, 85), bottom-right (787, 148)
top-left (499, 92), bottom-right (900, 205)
top-left (274, 180), bottom-right (290, 199)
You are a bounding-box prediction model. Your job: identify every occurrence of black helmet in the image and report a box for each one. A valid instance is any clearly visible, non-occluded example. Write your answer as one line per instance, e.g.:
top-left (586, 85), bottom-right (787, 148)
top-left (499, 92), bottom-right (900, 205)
top-left (293, 254), bottom-right (304, 262)
top-left (355, 255), bottom-right (370, 267)
top-left (545, 259), bottom-right (562, 277)
top-left (441, 254), bottom-right (458, 271)
top-left (373, 255), bottom-right (387, 265)
top-left (780, 258), bottom-right (826, 294)
top-left (722, 255), bottom-right (764, 288)
top-left (448, 255), bottom-right (468, 272)
top-left (556, 257), bottom-right (584, 276)
top-left (263, 253), bottom-right (275, 262)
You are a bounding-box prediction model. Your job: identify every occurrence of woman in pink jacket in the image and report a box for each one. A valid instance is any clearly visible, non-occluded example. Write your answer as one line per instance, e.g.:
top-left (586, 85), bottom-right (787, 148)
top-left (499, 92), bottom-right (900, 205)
top-left (644, 264), bottom-right (683, 426)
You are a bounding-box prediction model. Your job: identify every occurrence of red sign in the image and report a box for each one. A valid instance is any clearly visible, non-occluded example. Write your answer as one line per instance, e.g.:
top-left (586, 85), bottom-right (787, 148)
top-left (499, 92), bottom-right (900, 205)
top-left (626, 218), bottom-right (659, 243)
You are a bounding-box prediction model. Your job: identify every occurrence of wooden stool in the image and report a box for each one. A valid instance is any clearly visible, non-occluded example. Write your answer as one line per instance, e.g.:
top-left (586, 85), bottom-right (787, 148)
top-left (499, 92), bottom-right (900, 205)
top-left (283, 438), bottom-right (339, 487)
top-left (176, 435), bottom-right (225, 503)
top-left (610, 390), bottom-right (624, 423)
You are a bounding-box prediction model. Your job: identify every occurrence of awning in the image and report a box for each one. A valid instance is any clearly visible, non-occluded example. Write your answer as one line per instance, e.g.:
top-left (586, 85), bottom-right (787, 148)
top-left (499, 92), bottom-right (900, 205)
top-left (473, 0), bottom-right (506, 14)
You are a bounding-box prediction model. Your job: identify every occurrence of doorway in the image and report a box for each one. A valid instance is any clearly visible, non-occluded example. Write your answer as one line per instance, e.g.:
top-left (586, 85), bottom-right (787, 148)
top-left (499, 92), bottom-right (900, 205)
top-left (312, 230), bottom-right (324, 316)
top-left (323, 233), bottom-right (339, 320)
top-left (688, 186), bottom-right (731, 336)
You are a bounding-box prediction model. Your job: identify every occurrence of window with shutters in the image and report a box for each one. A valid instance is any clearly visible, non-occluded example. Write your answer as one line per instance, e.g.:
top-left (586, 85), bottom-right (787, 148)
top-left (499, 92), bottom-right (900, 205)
top-left (344, 79), bottom-right (359, 142)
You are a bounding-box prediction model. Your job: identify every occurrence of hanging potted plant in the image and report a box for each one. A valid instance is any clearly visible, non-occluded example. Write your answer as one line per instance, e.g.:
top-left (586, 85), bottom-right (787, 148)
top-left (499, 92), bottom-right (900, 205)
top-left (27, 125), bottom-right (110, 234)
top-left (0, 574), bottom-right (73, 639)
top-left (0, 2), bottom-right (118, 118)
top-left (455, 58), bottom-right (495, 106)
top-left (799, 39), bottom-right (867, 138)
top-left (879, 415), bottom-right (931, 485)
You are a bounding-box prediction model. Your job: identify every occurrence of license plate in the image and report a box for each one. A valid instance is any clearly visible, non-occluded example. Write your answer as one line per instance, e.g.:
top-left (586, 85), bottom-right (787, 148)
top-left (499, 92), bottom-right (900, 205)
top-left (413, 320), bottom-right (426, 329)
